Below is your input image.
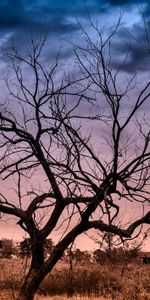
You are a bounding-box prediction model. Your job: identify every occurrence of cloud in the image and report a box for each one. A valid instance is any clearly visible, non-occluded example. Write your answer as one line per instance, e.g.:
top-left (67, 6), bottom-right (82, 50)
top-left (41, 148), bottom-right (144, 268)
top-left (108, 18), bottom-right (150, 73)
top-left (0, 0), bottom-right (149, 74)
top-left (102, 0), bottom-right (145, 6)
top-left (0, 1), bottom-right (147, 38)
top-left (0, 1), bottom-right (101, 33)
top-left (0, 0), bottom-right (148, 33)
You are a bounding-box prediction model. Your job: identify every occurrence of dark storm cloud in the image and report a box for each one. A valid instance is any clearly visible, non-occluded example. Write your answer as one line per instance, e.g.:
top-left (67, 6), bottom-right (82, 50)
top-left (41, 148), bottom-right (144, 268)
top-left (0, 0), bottom-right (149, 73)
top-left (0, 0), bottom-right (108, 34)
top-left (109, 20), bottom-right (150, 73)
top-left (94, 0), bottom-right (150, 73)
top-left (0, 0), bottom-right (106, 54)
top-left (112, 40), bottom-right (150, 73)
top-left (0, 0), bottom-right (148, 32)
top-left (0, 0), bottom-right (110, 62)
top-left (0, 0), bottom-right (148, 37)
top-left (0, 1), bottom-right (87, 58)
top-left (102, 0), bottom-right (145, 6)
top-left (0, 1), bottom-right (78, 33)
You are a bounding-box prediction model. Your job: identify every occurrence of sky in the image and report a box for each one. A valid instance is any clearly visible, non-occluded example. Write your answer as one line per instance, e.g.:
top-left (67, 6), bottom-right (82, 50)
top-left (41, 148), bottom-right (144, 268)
top-left (0, 0), bottom-right (150, 251)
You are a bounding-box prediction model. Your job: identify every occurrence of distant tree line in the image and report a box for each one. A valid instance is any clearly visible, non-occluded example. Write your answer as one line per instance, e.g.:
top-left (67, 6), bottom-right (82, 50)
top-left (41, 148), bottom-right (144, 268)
top-left (0, 238), bottom-right (53, 259)
top-left (0, 239), bottom-right (16, 258)
top-left (0, 238), bottom-right (142, 264)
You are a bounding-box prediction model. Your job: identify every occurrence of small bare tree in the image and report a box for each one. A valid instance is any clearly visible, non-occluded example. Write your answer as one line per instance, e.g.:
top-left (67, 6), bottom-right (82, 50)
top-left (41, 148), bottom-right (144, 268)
top-left (0, 22), bottom-right (150, 300)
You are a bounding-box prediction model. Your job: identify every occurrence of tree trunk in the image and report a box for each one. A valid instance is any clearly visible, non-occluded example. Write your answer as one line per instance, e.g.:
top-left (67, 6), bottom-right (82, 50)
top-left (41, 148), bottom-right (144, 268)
top-left (17, 268), bottom-right (46, 300)
top-left (17, 244), bottom-right (63, 300)
top-left (17, 229), bottom-right (78, 300)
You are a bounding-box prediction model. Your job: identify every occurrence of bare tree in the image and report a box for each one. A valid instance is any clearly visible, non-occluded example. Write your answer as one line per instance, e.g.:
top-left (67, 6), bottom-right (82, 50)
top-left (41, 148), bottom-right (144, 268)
top-left (0, 22), bottom-right (150, 300)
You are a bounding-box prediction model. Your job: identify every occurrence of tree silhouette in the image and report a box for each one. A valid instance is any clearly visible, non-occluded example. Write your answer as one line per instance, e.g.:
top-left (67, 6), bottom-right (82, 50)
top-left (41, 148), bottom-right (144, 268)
top-left (0, 21), bottom-right (150, 300)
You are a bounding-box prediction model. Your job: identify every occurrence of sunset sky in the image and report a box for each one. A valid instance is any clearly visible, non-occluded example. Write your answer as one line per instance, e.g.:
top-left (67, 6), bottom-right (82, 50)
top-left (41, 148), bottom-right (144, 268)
top-left (0, 0), bottom-right (150, 251)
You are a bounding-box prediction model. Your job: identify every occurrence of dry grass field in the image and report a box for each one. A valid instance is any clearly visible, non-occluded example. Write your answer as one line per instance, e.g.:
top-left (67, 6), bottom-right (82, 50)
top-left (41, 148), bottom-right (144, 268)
top-left (0, 258), bottom-right (150, 300)
top-left (1, 294), bottom-right (113, 300)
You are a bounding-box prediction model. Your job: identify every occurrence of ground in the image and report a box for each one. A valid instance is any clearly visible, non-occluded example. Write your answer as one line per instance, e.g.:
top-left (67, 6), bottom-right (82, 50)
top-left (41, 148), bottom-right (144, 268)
top-left (0, 258), bottom-right (150, 300)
